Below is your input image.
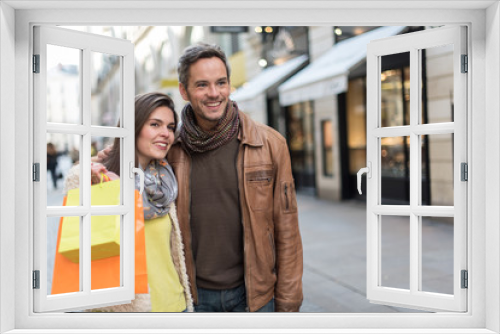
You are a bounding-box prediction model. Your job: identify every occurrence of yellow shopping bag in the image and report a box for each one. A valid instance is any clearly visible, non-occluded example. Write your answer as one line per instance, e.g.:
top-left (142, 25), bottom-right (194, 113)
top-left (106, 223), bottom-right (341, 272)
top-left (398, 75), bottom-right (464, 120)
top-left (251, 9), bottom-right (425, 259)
top-left (52, 190), bottom-right (148, 294)
top-left (58, 179), bottom-right (121, 263)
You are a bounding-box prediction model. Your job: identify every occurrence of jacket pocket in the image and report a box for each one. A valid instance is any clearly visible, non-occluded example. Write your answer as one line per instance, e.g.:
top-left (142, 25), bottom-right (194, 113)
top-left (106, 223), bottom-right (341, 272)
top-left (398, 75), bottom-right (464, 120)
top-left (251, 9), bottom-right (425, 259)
top-left (245, 167), bottom-right (274, 211)
top-left (280, 181), bottom-right (297, 214)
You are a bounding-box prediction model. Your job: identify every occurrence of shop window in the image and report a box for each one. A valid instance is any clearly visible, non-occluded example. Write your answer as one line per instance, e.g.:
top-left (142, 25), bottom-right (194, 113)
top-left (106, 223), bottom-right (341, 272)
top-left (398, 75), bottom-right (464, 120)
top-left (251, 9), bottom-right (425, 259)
top-left (286, 101), bottom-right (316, 190)
top-left (380, 58), bottom-right (411, 127)
top-left (321, 119), bottom-right (333, 177)
top-left (347, 78), bottom-right (367, 176)
top-left (379, 60), bottom-right (411, 204)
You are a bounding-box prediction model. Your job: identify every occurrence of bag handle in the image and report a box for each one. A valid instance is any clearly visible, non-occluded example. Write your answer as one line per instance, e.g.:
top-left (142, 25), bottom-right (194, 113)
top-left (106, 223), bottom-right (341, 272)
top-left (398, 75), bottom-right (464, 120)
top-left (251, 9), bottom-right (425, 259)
top-left (99, 172), bottom-right (110, 187)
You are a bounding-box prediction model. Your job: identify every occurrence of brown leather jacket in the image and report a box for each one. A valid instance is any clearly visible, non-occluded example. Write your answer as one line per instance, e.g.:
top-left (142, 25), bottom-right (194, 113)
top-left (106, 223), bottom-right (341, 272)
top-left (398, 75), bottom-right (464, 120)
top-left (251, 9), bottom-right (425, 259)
top-left (167, 111), bottom-right (303, 312)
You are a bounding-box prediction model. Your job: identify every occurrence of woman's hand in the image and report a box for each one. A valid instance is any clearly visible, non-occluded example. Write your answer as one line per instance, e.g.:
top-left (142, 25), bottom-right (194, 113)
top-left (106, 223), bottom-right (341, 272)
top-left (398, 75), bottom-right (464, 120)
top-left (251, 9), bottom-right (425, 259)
top-left (90, 162), bottom-right (119, 185)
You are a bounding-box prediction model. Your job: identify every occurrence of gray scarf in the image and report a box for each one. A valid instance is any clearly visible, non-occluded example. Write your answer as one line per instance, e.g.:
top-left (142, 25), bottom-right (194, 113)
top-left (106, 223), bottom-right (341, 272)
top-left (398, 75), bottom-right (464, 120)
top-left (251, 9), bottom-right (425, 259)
top-left (136, 159), bottom-right (178, 220)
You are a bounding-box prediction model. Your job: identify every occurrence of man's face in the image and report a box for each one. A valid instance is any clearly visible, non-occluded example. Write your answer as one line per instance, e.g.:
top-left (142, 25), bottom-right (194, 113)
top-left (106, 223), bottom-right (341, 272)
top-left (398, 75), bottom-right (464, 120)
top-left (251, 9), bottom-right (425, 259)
top-left (179, 57), bottom-right (231, 131)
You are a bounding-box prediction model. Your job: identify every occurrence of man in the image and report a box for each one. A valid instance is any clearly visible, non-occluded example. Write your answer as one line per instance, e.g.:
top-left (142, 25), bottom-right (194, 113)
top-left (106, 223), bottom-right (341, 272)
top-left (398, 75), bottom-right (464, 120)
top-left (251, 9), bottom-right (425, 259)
top-left (167, 43), bottom-right (303, 312)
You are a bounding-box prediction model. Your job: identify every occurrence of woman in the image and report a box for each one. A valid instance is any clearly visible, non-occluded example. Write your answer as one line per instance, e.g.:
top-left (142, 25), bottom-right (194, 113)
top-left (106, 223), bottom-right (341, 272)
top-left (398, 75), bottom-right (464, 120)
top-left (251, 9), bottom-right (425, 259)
top-left (64, 92), bottom-right (193, 312)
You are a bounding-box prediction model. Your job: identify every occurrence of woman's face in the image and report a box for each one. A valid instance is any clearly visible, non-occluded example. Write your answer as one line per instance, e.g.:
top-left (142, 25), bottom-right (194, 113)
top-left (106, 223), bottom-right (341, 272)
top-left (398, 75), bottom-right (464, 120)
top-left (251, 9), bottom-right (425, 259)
top-left (136, 106), bottom-right (176, 168)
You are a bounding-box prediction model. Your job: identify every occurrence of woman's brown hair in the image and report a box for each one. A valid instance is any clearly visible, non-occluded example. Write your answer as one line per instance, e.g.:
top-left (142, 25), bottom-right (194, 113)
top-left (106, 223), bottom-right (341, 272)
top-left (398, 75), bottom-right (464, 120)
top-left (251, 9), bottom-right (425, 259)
top-left (104, 92), bottom-right (178, 175)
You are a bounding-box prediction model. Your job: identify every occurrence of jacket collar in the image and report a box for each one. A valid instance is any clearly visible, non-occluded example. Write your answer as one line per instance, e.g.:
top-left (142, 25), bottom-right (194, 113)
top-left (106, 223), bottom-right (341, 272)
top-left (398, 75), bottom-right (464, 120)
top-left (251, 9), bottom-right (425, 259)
top-left (237, 110), bottom-right (263, 147)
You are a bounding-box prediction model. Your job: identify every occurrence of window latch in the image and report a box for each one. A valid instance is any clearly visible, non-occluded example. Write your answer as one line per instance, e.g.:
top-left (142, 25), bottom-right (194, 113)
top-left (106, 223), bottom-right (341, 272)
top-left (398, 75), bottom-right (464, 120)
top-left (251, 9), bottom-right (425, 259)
top-left (130, 162), bottom-right (144, 195)
top-left (357, 162), bottom-right (372, 195)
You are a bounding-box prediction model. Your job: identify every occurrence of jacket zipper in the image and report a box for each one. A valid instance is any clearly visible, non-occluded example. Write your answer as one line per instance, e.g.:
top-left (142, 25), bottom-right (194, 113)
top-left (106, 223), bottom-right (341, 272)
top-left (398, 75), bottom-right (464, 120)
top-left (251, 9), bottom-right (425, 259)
top-left (248, 175), bottom-right (271, 183)
top-left (186, 151), bottom-right (198, 304)
top-left (284, 183), bottom-right (289, 210)
top-left (237, 141), bottom-right (249, 311)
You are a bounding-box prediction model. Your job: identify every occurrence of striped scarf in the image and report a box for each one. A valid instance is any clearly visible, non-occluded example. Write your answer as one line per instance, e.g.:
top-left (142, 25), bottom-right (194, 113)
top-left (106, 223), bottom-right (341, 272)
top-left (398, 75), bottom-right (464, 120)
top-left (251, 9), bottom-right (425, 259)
top-left (179, 100), bottom-right (240, 153)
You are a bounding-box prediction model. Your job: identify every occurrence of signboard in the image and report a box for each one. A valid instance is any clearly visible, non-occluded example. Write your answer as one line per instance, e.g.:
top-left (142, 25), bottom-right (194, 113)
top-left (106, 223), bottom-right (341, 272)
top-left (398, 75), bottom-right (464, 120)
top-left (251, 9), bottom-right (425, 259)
top-left (210, 26), bottom-right (249, 33)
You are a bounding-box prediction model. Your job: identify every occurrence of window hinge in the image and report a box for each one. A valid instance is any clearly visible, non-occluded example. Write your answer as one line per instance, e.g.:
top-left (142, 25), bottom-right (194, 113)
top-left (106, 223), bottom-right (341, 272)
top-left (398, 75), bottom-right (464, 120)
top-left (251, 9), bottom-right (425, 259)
top-left (33, 270), bottom-right (40, 289)
top-left (33, 163), bottom-right (40, 182)
top-left (461, 54), bottom-right (468, 73)
top-left (33, 54), bottom-right (40, 73)
top-left (461, 162), bottom-right (468, 181)
top-left (461, 270), bottom-right (468, 289)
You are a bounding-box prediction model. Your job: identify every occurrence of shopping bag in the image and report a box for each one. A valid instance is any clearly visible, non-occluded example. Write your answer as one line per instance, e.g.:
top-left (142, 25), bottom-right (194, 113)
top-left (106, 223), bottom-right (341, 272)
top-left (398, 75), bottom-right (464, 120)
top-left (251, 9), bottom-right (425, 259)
top-left (51, 190), bottom-right (148, 294)
top-left (58, 179), bottom-right (121, 263)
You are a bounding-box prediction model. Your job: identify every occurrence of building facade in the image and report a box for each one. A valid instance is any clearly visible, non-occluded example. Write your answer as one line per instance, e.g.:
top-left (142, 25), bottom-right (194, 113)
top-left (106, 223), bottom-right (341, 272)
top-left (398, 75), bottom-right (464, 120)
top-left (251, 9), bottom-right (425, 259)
top-left (238, 25), bottom-right (455, 206)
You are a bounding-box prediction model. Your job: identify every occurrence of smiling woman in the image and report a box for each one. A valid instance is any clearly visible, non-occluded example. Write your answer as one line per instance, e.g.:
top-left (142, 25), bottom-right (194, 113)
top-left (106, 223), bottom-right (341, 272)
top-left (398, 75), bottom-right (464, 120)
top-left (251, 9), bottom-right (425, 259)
top-left (135, 106), bottom-right (176, 168)
top-left (55, 92), bottom-right (193, 313)
top-left (135, 106), bottom-right (177, 168)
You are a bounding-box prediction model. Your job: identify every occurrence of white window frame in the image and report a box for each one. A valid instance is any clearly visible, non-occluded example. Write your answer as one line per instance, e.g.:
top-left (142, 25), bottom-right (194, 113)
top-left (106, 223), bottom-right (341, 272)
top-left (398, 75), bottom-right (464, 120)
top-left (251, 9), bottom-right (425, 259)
top-left (365, 26), bottom-right (468, 312)
top-left (0, 1), bottom-right (498, 333)
top-left (32, 25), bottom-right (136, 312)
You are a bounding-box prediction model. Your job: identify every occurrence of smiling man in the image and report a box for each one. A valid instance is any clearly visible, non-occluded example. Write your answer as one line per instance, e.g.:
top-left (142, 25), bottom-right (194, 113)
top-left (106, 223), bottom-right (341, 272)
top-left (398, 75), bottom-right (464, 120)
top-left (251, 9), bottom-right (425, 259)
top-left (167, 43), bottom-right (303, 312)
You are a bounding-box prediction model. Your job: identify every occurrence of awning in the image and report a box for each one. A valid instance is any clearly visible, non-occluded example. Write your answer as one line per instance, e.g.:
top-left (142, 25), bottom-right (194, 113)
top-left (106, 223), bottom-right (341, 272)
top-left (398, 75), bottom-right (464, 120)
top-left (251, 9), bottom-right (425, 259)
top-left (231, 54), bottom-right (308, 104)
top-left (278, 26), bottom-right (406, 106)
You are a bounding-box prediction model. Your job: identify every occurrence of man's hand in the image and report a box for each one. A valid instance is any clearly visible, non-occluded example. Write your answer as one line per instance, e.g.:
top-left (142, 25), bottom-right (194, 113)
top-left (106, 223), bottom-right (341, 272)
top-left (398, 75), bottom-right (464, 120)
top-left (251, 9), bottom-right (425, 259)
top-left (91, 145), bottom-right (112, 163)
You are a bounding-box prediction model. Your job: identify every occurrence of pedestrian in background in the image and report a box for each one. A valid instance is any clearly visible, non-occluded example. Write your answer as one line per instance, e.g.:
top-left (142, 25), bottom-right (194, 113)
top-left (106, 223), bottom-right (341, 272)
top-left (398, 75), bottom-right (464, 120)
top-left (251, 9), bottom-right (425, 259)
top-left (167, 43), bottom-right (303, 312)
top-left (47, 142), bottom-right (62, 189)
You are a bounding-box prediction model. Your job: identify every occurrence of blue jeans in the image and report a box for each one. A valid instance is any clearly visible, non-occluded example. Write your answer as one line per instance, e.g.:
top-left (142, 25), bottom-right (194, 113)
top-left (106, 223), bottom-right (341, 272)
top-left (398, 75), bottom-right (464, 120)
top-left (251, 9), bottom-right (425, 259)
top-left (195, 284), bottom-right (274, 312)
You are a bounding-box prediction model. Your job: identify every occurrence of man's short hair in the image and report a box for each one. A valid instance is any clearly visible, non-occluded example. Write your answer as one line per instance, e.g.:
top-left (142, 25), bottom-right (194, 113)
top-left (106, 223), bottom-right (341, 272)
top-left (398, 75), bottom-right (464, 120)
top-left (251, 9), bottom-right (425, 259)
top-left (177, 43), bottom-right (231, 88)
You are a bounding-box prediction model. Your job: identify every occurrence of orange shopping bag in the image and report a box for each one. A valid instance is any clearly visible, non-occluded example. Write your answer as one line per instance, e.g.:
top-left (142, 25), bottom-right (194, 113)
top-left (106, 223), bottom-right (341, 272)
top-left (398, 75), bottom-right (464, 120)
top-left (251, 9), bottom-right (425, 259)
top-left (51, 190), bottom-right (148, 294)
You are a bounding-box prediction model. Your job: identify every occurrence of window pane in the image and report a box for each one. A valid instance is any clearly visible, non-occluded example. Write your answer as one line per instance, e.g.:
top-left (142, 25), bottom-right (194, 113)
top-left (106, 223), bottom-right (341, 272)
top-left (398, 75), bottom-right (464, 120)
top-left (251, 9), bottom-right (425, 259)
top-left (421, 216), bottom-right (454, 294)
top-left (421, 44), bottom-right (454, 124)
top-left (49, 215), bottom-right (80, 295)
top-left (91, 136), bottom-right (120, 206)
top-left (421, 133), bottom-right (454, 206)
top-left (287, 102), bottom-right (316, 190)
top-left (47, 134), bottom-right (81, 206)
top-left (380, 52), bottom-right (410, 127)
top-left (381, 136), bottom-right (410, 205)
top-left (46, 44), bottom-right (81, 124)
top-left (91, 215), bottom-right (121, 290)
top-left (91, 52), bottom-right (122, 127)
top-left (380, 215), bottom-right (410, 290)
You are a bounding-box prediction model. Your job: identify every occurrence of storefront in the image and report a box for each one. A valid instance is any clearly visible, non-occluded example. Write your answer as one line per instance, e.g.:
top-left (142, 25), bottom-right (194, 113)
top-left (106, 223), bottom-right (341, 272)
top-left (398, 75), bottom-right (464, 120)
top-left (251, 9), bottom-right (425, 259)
top-left (278, 26), bottom-right (407, 200)
top-left (343, 38), bottom-right (417, 202)
top-left (341, 27), bottom-right (454, 207)
top-left (230, 54), bottom-right (308, 128)
top-left (276, 25), bottom-right (453, 205)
